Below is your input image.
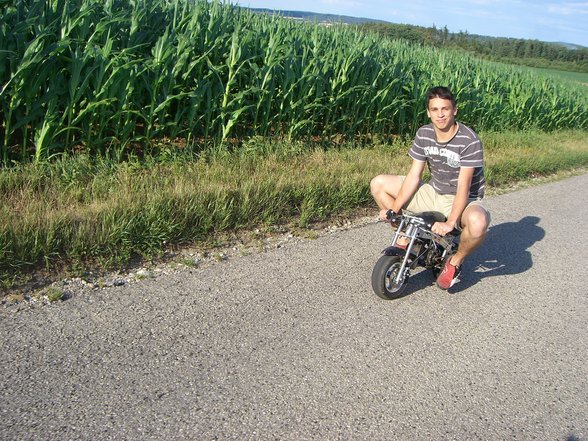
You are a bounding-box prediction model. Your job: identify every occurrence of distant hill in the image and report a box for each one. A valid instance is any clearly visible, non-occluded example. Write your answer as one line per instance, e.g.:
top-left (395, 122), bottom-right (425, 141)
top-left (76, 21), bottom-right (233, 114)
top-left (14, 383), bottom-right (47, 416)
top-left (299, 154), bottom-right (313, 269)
top-left (248, 8), bottom-right (389, 25)
top-left (554, 42), bottom-right (586, 50)
top-left (466, 33), bottom-right (586, 51)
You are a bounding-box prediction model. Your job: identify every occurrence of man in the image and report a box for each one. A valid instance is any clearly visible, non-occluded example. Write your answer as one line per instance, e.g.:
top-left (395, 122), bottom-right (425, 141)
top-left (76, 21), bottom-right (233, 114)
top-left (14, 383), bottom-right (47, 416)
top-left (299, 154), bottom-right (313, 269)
top-left (370, 86), bottom-right (490, 289)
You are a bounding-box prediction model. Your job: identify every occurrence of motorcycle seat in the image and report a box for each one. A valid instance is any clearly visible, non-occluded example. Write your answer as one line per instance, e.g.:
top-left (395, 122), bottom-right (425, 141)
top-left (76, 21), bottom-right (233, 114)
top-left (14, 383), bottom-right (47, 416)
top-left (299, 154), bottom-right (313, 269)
top-left (415, 211), bottom-right (461, 236)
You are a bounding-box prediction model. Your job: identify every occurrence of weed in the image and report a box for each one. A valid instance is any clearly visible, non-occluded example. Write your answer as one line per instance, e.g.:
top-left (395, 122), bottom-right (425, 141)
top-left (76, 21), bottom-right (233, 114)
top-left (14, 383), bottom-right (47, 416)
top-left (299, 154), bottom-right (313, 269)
top-left (45, 288), bottom-right (64, 303)
top-left (179, 257), bottom-right (199, 268)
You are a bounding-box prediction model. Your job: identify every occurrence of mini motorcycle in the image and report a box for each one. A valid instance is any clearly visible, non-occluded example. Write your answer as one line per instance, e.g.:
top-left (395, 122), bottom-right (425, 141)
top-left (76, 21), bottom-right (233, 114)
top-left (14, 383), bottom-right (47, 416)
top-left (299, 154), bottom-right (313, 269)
top-left (371, 209), bottom-right (460, 299)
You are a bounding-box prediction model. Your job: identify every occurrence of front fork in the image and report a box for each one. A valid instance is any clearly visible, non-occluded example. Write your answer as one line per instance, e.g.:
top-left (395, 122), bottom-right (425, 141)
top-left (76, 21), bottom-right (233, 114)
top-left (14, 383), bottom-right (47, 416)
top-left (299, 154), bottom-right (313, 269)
top-left (388, 220), bottom-right (420, 285)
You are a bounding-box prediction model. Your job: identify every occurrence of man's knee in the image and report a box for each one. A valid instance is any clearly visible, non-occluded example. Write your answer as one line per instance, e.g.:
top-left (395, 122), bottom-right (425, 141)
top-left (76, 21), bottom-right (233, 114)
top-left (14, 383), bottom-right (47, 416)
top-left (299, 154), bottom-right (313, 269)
top-left (370, 174), bottom-right (387, 196)
top-left (462, 206), bottom-right (489, 238)
top-left (370, 174), bottom-right (401, 197)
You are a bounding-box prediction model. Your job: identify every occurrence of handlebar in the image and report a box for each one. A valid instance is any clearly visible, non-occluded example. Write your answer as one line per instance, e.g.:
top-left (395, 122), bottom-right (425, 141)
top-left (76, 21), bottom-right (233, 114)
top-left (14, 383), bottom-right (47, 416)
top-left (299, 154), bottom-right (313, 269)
top-left (384, 210), bottom-right (460, 236)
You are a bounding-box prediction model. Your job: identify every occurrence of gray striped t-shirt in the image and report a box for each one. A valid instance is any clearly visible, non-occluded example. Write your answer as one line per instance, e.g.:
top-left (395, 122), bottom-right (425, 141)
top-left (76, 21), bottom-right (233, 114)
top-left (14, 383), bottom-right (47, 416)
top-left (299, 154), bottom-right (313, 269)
top-left (409, 123), bottom-right (485, 198)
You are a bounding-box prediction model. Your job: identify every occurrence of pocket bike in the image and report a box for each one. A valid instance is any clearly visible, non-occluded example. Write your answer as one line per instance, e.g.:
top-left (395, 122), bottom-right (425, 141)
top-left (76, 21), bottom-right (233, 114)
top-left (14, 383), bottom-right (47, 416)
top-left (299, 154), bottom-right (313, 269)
top-left (371, 209), bottom-right (460, 299)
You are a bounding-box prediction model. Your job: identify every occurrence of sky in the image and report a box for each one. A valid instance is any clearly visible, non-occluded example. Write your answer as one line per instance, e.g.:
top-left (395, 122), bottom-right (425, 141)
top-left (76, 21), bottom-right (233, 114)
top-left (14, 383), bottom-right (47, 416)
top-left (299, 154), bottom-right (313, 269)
top-left (234, 0), bottom-right (588, 48)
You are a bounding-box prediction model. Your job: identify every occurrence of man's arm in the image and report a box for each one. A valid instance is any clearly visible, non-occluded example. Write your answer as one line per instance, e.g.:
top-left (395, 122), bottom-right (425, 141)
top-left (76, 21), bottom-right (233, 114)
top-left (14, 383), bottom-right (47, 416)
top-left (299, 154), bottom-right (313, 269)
top-left (391, 159), bottom-right (426, 213)
top-left (432, 167), bottom-right (474, 235)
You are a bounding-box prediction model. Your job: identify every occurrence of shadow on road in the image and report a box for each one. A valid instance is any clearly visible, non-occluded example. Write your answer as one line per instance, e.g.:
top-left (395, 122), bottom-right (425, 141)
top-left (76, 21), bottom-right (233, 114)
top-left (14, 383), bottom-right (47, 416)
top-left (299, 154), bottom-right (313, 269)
top-left (451, 215), bottom-right (545, 293)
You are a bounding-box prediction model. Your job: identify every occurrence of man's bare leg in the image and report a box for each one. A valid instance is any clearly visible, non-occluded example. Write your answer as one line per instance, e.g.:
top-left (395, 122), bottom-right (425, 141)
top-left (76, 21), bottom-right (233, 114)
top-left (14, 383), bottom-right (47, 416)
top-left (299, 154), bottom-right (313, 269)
top-left (436, 203), bottom-right (489, 289)
top-left (370, 174), bottom-right (411, 246)
top-left (450, 204), bottom-right (490, 267)
top-left (370, 174), bottom-right (403, 219)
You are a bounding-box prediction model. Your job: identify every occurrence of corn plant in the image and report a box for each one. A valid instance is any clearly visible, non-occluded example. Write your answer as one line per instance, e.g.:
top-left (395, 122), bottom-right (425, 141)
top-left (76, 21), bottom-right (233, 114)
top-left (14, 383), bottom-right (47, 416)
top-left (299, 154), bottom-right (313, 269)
top-left (1, 0), bottom-right (587, 165)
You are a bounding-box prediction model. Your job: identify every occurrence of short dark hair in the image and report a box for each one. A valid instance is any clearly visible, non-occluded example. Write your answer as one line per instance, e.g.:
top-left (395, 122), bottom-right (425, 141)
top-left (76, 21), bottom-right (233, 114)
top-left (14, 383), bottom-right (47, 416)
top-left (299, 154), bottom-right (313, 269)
top-left (426, 86), bottom-right (456, 108)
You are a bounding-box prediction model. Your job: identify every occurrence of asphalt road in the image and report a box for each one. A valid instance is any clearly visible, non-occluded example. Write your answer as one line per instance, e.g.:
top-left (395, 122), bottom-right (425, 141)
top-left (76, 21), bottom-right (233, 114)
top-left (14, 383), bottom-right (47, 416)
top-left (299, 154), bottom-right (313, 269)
top-left (1, 175), bottom-right (587, 440)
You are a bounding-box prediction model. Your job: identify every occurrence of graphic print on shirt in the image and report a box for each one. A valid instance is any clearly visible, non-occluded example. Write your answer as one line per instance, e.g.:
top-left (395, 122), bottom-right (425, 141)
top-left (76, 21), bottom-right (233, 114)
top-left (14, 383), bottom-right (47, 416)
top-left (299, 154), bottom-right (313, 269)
top-left (423, 146), bottom-right (461, 168)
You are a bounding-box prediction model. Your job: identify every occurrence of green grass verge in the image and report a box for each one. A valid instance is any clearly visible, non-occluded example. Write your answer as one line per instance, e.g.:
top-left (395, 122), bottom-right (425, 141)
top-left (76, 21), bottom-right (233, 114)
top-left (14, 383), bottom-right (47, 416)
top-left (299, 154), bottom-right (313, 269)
top-left (1, 130), bottom-right (587, 290)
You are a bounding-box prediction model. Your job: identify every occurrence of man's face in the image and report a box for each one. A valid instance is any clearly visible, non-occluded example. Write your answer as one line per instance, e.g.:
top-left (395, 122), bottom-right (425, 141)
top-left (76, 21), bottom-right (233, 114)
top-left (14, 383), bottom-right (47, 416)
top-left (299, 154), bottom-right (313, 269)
top-left (426, 97), bottom-right (457, 131)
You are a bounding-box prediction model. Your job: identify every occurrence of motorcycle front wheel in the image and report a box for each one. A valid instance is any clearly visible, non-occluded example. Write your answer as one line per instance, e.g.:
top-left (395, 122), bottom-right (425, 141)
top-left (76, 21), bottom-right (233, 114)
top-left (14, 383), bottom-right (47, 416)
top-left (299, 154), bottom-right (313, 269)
top-left (371, 255), bottom-right (408, 300)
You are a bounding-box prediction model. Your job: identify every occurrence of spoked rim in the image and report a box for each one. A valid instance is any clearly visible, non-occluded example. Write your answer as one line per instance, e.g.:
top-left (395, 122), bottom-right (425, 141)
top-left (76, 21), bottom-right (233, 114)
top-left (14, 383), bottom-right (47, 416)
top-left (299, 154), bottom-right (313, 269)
top-left (385, 261), bottom-right (405, 293)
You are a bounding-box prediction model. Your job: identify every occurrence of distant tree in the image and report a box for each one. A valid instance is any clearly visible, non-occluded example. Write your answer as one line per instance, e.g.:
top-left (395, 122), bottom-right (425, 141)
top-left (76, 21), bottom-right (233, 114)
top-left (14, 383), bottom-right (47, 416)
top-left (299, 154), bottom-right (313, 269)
top-left (357, 22), bottom-right (588, 73)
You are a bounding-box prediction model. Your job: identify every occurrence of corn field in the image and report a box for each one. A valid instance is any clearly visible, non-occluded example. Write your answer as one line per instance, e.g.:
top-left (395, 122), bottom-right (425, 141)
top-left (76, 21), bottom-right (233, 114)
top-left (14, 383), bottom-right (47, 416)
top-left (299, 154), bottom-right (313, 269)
top-left (2, 0), bottom-right (587, 164)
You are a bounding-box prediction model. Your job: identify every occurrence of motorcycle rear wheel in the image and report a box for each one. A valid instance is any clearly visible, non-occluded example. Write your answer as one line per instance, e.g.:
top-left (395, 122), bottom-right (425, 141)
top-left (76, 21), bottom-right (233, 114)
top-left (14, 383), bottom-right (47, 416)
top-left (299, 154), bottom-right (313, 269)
top-left (371, 255), bottom-right (408, 299)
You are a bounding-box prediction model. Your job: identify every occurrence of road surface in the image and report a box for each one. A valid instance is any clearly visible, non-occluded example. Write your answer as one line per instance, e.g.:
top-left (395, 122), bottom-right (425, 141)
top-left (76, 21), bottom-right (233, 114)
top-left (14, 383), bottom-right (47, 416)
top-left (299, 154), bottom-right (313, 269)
top-left (1, 175), bottom-right (587, 440)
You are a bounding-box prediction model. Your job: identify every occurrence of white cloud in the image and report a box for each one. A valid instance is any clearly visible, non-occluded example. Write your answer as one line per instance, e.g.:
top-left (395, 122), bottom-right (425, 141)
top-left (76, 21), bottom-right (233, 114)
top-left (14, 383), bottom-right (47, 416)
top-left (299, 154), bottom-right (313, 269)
top-left (322, 0), bottom-right (364, 7)
top-left (547, 1), bottom-right (588, 15)
top-left (465, 0), bottom-right (500, 4)
top-left (448, 4), bottom-right (509, 21)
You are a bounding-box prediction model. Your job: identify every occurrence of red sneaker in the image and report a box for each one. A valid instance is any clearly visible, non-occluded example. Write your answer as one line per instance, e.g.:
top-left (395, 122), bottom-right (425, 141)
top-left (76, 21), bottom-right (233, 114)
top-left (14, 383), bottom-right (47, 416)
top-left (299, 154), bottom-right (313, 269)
top-left (436, 258), bottom-right (461, 289)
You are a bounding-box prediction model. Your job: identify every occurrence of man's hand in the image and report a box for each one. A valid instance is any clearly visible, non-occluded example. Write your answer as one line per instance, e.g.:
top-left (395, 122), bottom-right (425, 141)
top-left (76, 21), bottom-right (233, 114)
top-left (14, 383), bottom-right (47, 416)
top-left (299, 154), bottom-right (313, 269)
top-left (379, 208), bottom-right (401, 220)
top-left (432, 221), bottom-right (456, 236)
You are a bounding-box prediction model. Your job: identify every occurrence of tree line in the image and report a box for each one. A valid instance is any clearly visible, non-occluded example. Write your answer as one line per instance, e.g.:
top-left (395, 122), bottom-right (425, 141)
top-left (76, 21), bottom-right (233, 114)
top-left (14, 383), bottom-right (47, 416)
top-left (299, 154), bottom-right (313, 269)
top-left (358, 23), bottom-right (588, 73)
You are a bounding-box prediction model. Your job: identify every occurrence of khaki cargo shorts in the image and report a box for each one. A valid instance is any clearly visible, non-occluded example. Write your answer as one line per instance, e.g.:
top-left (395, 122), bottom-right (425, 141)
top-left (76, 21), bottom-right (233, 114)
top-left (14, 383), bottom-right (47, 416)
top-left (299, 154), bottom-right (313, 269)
top-left (402, 181), bottom-right (490, 229)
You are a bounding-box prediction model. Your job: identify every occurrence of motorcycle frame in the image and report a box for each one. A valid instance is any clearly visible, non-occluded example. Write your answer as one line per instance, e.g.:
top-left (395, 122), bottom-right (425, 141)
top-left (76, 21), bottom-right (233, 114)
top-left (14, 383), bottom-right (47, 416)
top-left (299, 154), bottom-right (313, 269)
top-left (383, 213), bottom-right (458, 286)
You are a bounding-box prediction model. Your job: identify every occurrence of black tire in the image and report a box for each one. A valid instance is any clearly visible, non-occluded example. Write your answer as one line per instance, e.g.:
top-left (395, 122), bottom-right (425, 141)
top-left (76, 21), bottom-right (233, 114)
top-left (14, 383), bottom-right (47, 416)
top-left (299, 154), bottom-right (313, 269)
top-left (371, 255), bottom-right (408, 300)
